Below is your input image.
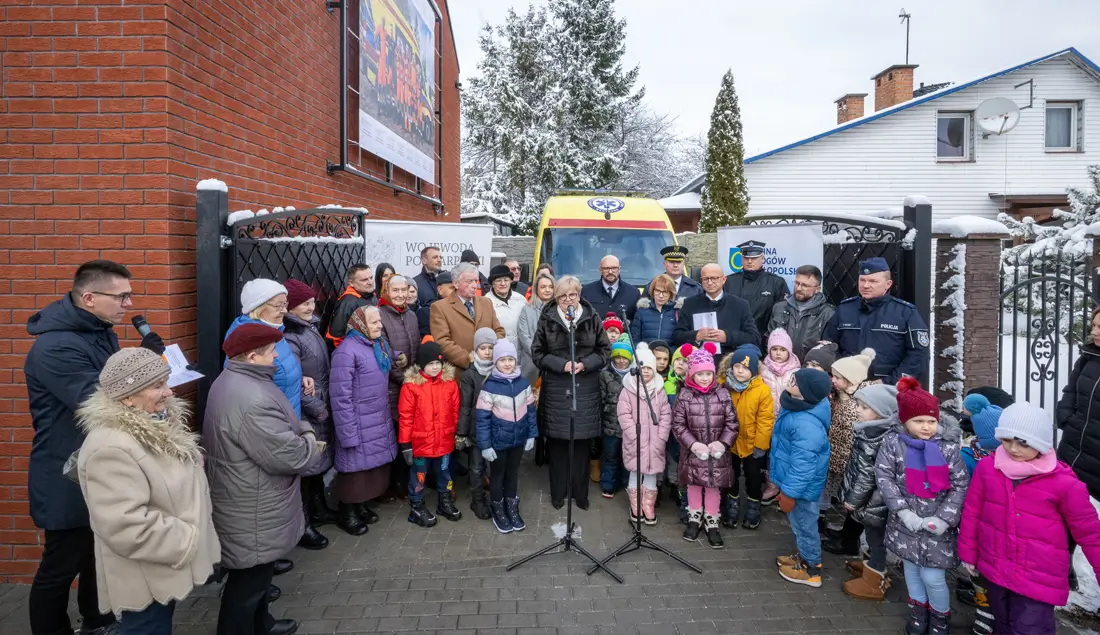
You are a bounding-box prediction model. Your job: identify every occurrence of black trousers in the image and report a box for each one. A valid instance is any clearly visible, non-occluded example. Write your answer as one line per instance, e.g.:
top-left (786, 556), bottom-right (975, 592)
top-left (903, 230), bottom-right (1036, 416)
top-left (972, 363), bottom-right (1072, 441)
top-left (30, 527), bottom-right (114, 635)
top-left (489, 446), bottom-right (524, 501)
top-left (730, 454), bottom-right (765, 500)
top-left (216, 561), bottom-right (276, 635)
top-left (547, 438), bottom-right (590, 505)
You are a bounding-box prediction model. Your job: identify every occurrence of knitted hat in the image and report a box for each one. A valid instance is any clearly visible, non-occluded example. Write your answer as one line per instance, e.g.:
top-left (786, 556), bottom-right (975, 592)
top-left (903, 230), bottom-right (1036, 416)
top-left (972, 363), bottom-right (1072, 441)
top-left (417, 340), bottom-right (444, 368)
top-left (284, 279), bottom-right (314, 310)
top-left (967, 386), bottom-right (1014, 409)
top-left (794, 368), bottom-right (832, 405)
top-left (436, 271), bottom-right (453, 286)
top-left (223, 323), bottom-right (284, 359)
top-left (473, 327), bottom-right (497, 352)
top-left (962, 393), bottom-right (991, 416)
top-left (832, 348), bottom-right (876, 386)
top-left (460, 249), bottom-right (480, 264)
top-left (804, 343), bottom-right (838, 374)
top-left (492, 338), bottom-right (517, 363)
top-left (853, 383), bottom-right (900, 419)
top-left (100, 347), bottom-right (170, 401)
top-left (896, 376), bottom-right (939, 423)
top-left (634, 342), bottom-right (657, 374)
top-left (649, 339), bottom-right (671, 357)
top-left (687, 342), bottom-right (717, 377)
top-left (488, 264), bottom-right (512, 285)
top-left (240, 278), bottom-right (288, 315)
top-left (767, 328), bottom-right (794, 356)
top-left (730, 344), bottom-right (761, 376)
top-left (602, 312), bottom-right (623, 333)
top-left (972, 404), bottom-right (1003, 447)
top-left (995, 401), bottom-right (1052, 454)
top-left (610, 339), bottom-right (634, 361)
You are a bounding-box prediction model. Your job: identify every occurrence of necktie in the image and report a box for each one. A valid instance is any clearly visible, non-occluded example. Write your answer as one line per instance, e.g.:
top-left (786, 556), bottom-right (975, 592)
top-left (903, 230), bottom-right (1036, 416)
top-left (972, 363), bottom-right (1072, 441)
top-left (464, 300), bottom-right (475, 320)
top-left (606, 285), bottom-right (613, 297)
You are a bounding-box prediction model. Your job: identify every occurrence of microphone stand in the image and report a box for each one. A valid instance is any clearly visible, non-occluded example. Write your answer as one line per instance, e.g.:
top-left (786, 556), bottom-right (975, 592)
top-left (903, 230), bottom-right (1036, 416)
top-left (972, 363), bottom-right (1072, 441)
top-left (508, 305), bottom-right (622, 583)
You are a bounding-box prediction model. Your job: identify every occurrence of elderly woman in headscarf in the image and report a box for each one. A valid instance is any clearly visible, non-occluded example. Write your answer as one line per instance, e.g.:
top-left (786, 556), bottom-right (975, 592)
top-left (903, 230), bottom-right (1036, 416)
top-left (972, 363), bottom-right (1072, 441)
top-left (329, 305), bottom-right (398, 535)
top-left (224, 278), bottom-right (303, 417)
top-left (76, 348), bottom-right (220, 634)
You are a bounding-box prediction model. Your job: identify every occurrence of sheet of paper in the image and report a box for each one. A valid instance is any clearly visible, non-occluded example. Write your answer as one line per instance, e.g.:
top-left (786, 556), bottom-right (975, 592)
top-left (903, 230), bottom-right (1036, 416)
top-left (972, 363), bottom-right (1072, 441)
top-left (163, 344), bottom-right (204, 388)
top-left (692, 312), bottom-right (721, 354)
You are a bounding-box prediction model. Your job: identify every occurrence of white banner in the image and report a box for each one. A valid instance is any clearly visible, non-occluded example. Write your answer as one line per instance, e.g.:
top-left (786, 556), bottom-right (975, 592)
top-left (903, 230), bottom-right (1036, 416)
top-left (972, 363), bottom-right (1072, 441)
top-left (363, 220), bottom-right (493, 278)
top-left (716, 223), bottom-right (824, 292)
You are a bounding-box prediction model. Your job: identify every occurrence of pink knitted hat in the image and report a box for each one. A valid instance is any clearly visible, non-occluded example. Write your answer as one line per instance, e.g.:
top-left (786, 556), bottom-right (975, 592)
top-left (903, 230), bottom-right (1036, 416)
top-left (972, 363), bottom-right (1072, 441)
top-left (687, 342), bottom-right (718, 376)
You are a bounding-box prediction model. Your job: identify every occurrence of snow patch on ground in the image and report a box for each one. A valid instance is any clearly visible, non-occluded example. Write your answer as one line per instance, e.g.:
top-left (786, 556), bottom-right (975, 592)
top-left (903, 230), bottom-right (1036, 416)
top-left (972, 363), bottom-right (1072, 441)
top-left (196, 178), bottom-right (228, 192)
top-left (932, 216), bottom-right (1009, 237)
top-left (227, 210), bottom-right (254, 225)
top-left (551, 522), bottom-right (579, 541)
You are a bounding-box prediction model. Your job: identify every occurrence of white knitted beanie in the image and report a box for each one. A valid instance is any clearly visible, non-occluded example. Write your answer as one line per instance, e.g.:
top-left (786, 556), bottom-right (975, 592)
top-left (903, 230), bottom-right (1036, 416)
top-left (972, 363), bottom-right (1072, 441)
top-left (831, 348), bottom-right (876, 386)
top-left (634, 342), bottom-right (658, 374)
top-left (994, 401), bottom-right (1054, 454)
top-left (240, 278), bottom-right (288, 315)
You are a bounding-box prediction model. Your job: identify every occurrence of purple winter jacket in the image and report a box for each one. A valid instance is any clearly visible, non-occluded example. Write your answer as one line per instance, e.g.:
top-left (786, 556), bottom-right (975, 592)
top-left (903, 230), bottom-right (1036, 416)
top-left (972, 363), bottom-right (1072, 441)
top-left (329, 332), bottom-right (397, 474)
top-left (671, 383), bottom-right (738, 488)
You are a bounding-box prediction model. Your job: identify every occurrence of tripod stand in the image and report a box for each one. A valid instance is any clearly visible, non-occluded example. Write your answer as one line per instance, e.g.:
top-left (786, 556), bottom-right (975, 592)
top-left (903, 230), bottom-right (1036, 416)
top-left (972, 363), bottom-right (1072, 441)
top-left (508, 306), bottom-right (622, 583)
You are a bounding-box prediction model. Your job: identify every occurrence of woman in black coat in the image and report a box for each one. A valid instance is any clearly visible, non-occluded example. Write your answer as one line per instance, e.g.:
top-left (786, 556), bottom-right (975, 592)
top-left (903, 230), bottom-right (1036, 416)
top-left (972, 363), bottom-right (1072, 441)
top-left (531, 275), bottom-right (611, 509)
top-left (1057, 308), bottom-right (1100, 500)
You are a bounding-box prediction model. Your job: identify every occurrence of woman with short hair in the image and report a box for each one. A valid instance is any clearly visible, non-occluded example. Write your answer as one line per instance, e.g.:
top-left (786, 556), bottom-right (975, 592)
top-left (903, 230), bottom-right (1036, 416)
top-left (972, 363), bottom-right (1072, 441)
top-left (631, 274), bottom-right (682, 345)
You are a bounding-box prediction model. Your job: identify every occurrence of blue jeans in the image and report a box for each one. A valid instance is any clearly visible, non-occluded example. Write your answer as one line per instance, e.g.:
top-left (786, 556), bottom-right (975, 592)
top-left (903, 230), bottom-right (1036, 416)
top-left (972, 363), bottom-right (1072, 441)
top-left (408, 455), bottom-right (452, 504)
top-left (120, 600), bottom-right (175, 635)
top-left (600, 435), bottom-right (627, 493)
top-left (787, 498), bottom-right (821, 567)
top-left (903, 560), bottom-right (950, 613)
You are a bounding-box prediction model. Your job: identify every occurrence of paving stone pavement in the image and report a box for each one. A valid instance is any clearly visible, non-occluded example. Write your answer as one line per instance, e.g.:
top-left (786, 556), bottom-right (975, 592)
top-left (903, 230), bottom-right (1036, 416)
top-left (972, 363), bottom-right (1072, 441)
top-left (0, 458), bottom-right (1094, 634)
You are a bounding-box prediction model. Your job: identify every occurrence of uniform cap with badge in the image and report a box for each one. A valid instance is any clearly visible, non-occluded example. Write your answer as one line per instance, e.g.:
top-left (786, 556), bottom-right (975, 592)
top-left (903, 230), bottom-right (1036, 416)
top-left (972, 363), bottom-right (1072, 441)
top-left (858, 257), bottom-right (890, 276)
top-left (660, 245), bottom-right (689, 263)
top-left (738, 240), bottom-right (766, 258)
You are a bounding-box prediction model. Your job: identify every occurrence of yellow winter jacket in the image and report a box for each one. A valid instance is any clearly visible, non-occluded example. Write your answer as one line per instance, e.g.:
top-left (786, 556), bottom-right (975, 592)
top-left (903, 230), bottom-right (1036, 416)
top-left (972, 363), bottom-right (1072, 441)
top-left (727, 375), bottom-right (776, 458)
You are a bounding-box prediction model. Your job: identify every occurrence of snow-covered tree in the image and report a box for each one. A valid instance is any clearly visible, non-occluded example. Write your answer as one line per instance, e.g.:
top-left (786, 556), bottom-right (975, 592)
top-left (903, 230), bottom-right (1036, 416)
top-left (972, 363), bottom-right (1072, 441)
top-left (607, 102), bottom-right (704, 198)
top-left (699, 70), bottom-right (750, 232)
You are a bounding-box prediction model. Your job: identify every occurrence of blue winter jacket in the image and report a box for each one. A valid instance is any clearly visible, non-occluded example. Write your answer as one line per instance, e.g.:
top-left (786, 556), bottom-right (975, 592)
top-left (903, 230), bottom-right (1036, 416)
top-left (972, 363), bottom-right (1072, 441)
top-left (475, 373), bottom-right (538, 452)
top-left (629, 296), bottom-right (681, 345)
top-left (769, 398), bottom-right (831, 501)
top-left (225, 315), bottom-right (303, 418)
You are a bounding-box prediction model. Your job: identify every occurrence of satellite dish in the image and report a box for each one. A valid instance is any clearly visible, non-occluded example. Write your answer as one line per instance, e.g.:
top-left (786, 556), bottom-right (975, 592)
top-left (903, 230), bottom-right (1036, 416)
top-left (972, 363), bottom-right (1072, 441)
top-left (976, 97), bottom-right (1020, 136)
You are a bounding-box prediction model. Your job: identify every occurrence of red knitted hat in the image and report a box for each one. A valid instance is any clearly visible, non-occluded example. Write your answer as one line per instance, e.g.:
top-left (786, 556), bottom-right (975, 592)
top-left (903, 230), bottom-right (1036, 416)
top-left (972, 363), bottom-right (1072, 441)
top-left (284, 279), bottom-right (315, 310)
top-left (896, 376), bottom-right (939, 423)
top-left (602, 312), bottom-right (623, 332)
top-left (223, 323), bottom-right (283, 358)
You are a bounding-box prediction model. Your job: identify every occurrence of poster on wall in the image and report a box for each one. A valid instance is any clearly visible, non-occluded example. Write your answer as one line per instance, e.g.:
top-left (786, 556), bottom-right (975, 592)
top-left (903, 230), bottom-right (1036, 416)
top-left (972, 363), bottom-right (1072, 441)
top-left (363, 220), bottom-right (493, 278)
top-left (358, 0), bottom-right (437, 184)
top-left (716, 223), bottom-right (824, 292)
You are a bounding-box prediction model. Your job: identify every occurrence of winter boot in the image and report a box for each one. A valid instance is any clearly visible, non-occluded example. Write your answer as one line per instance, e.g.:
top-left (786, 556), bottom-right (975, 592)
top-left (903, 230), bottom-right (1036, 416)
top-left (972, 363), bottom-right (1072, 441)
top-left (641, 487), bottom-right (658, 525)
top-left (470, 490), bottom-right (492, 520)
top-left (436, 490), bottom-right (462, 522)
top-left (928, 609), bottom-right (950, 635)
top-left (842, 561), bottom-right (887, 601)
top-left (590, 459), bottom-right (600, 483)
top-left (823, 514), bottom-right (864, 556)
top-left (742, 497), bottom-right (762, 530)
top-left (971, 607), bottom-right (994, 635)
top-left (778, 559), bottom-right (822, 588)
top-left (408, 501), bottom-right (438, 528)
top-left (338, 503), bottom-right (367, 536)
top-left (626, 487), bottom-right (641, 523)
top-left (682, 509), bottom-right (702, 542)
top-left (720, 493), bottom-right (740, 529)
top-left (298, 524), bottom-right (329, 550)
top-left (846, 560), bottom-right (865, 578)
top-left (704, 513), bottom-right (724, 549)
top-left (761, 481), bottom-right (780, 506)
top-left (306, 476), bottom-right (339, 526)
top-left (355, 502), bottom-right (380, 525)
top-left (505, 497), bottom-right (525, 531)
top-left (490, 499), bottom-right (513, 534)
top-left (904, 599), bottom-right (930, 635)
top-left (677, 486), bottom-right (689, 525)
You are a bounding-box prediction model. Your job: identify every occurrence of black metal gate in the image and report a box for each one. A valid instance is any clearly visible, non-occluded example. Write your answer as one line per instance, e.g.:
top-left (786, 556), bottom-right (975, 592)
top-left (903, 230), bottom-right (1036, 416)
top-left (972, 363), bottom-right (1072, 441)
top-left (195, 188), bottom-right (366, 413)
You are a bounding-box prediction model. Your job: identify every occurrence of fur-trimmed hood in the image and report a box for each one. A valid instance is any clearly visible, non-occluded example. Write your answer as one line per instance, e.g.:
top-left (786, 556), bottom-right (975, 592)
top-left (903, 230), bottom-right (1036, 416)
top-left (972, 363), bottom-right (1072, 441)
top-left (636, 296), bottom-right (684, 311)
top-left (403, 362), bottom-right (457, 385)
top-left (77, 391), bottom-right (202, 465)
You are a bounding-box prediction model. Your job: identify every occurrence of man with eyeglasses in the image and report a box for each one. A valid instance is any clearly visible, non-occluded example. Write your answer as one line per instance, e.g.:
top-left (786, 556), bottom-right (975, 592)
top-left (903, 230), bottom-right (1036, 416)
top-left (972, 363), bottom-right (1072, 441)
top-left (24, 259), bottom-right (163, 635)
top-left (723, 240), bottom-right (790, 349)
top-left (580, 255), bottom-right (640, 324)
top-left (674, 263), bottom-right (759, 360)
top-left (504, 257), bottom-right (529, 296)
top-left (767, 265), bottom-right (836, 361)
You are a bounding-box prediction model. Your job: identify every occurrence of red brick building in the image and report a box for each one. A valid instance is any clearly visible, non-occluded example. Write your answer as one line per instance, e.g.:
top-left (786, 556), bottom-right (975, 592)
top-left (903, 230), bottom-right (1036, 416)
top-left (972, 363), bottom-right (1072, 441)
top-left (0, 0), bottom-right (461, 581)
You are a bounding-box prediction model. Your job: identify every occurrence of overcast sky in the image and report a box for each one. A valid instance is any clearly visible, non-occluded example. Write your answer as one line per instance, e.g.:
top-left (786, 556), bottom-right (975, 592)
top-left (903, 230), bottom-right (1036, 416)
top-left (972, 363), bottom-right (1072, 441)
top-left (449, 0), bottom-right (1100, 157)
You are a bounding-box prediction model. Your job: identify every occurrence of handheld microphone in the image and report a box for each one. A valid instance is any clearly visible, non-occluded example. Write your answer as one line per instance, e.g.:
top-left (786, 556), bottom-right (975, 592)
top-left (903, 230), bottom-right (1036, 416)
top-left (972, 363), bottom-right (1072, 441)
top-left (132, 315), bottom-right (152, 337)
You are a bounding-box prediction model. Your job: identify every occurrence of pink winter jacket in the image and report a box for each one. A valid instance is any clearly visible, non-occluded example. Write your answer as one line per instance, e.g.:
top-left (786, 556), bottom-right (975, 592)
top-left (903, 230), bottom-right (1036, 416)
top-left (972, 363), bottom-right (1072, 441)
top-left (959, 457), bottom-right (1100, 606)
top-left (618, 374), bottom-right (672, 475)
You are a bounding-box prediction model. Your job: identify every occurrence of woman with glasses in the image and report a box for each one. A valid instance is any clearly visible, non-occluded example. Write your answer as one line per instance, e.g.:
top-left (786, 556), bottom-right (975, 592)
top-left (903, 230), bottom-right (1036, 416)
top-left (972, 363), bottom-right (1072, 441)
top-left (531, 276), bottom-right (611, 509)
top-left (630, 274), bottom-right (682, 346)
top-left (225, 278), bottom-right (304, 417)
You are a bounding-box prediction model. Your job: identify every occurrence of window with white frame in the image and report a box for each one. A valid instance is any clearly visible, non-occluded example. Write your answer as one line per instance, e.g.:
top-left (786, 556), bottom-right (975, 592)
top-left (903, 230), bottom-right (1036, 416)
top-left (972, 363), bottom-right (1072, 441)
top-left (1045, 102), bottom-right (1080, 151)
top-left (937, 112), bottom-right (971, 161)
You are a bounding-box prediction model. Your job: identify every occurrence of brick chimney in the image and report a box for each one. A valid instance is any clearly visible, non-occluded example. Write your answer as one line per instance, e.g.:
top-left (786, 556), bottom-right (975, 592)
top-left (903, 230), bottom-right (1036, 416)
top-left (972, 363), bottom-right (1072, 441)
top-left (835, 93), bottom-right (867, 124)
top-left (872, 64), bottom-right (918, 111)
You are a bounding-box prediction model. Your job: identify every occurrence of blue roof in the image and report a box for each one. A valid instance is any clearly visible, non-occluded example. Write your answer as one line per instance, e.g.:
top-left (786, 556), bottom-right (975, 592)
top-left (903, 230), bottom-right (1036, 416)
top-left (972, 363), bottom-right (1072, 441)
top-left (744, 47), bottom-right (1100, 165)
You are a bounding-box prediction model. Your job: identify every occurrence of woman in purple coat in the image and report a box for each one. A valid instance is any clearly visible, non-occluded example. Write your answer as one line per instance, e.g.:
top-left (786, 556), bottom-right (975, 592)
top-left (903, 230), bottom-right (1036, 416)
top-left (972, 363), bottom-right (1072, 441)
top-left (329, 305), bottom-right (397, 536)
top-left (378, 275), bottom-right (420, 501)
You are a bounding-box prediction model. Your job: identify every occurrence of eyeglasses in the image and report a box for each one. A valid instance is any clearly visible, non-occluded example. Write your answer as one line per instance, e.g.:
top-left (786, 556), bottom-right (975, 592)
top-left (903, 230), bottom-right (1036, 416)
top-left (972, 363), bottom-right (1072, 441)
top-left (652, 289), bottom-right (671, 296)
top-left (507, 266), bottom-right (521, 272)
top-left (794, 281), bottom-right (820, 290)
top-left (600, 266), bottom-right (620, 272)
top-left (700, 276), bottom-right (723, 283)
top-left (266, 301), bottom-right (289, 310)
top-left (557, 292), bottom-right (580, 301)
top-left (88, 291), bottom-right (133, 303)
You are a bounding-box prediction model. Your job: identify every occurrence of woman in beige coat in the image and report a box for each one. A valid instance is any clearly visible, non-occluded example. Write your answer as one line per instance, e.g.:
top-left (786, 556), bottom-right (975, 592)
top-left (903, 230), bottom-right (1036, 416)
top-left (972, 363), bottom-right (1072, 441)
top-left (76, 347), bottom-right (220, 633)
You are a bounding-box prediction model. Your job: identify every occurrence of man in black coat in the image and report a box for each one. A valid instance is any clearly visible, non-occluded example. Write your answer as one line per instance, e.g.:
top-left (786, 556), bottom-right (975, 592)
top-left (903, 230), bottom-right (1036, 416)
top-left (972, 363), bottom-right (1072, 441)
top-left (674, 263), bottom-right (760, 359)
top-left (23, 260), bottom-right (162, 635)
top-left (413, 245), bottom-right (443, 307)
top-left (724, 240), bottom-right (789, 348)
top-left (581, 254), bottom-right (640, 324)
top-left (326, 263), bottom-right (375, 348)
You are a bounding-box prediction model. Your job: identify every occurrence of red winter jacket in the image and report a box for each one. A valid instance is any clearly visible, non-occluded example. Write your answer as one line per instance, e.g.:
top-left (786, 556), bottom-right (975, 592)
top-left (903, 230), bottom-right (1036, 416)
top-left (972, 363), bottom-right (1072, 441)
top-left (398, 364), bottom-right (460, 458)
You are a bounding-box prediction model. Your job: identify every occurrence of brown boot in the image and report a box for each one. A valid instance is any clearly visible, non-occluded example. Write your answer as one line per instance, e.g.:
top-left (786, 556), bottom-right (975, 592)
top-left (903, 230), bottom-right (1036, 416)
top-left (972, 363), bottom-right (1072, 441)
top-left (845, 560), bottom-right (865, 578)
top-left (843, 561), bottom-right (888, 601)
top-left (590, 460), bottom-right (600, 483)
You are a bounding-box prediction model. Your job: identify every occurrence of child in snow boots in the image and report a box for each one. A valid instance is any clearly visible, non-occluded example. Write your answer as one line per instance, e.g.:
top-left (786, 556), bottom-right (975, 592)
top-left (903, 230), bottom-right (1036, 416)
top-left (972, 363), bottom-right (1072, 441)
top-left (618, 343), bottom-right (671, 524)
top-left (959, 401), bottom-right (1100, 635)
top-left (665, 344), bottom-right (691, 523)
top-left (599, 339), bottom-right (633, 498)
top-left (475, 339), bottom-right (539, 534)
top-left (456, 328), bottom-right (498, 521)
top-left (771, 368), bottom-right (833, 588)
top-left (671, 343), bottom-right (738, 548)
top-left (877, 377), bottom-right (968, 635)
top-left (398, 341), bottom-right (461, 527)
top-left (717, 344), bottom-right (774, 530)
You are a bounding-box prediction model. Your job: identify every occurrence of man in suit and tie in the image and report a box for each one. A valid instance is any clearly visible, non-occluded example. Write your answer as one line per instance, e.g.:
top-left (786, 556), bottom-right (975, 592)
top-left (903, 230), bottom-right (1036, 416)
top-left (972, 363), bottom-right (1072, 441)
top-left (581, 255), bottom-right (640, 324)
top-left (429, 262), bottom-right (505, 369)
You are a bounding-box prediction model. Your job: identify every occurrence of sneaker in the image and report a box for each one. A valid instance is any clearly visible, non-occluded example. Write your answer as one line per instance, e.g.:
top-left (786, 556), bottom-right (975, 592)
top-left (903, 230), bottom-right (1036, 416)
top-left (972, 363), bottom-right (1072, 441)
top-left (601, 490), bottom-right (615, 499)
top-left (778, 560), bottom-right (822, 588)
top-left (761, 482), bottom-right (780, 505)
top-left (776, 552), bottom-right (800, 568)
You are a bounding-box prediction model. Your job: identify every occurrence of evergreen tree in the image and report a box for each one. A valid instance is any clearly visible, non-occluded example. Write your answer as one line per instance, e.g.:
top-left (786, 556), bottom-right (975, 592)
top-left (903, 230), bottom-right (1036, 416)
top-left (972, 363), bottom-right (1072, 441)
top-left (699, 70), bottom-right (750, 232)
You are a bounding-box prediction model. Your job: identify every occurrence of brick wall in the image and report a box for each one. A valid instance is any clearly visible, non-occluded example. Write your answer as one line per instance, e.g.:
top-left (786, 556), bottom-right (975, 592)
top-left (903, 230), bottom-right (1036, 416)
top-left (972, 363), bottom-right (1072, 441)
top-left (0, 0), bottom-right (461, 582)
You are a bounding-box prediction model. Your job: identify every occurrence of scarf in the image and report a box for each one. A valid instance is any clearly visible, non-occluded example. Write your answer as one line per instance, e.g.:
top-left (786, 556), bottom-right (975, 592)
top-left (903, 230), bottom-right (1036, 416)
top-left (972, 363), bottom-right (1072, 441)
top-left (473, 357), bottom-right (494, 376)
top-left (492, 366), bottom-right (521, 381)
top-left (730, 379), bottom-right (751, 393)
top-left (378, 296), bottom-right (405, 314)
top-left (780, 392), bottom-right (814, 412)
top-left (684, 376), bottom-right (715, 394)
top-left (612, 364), bottom-right (631, 378)
top-left (899, 433), bottom-right (950, 498)
top-left (346, 315), bottom-right (392, 376)
top-left (994, 446), bottom-right (1058, 479)
top-left (763, 350), bottom-right (801, 378)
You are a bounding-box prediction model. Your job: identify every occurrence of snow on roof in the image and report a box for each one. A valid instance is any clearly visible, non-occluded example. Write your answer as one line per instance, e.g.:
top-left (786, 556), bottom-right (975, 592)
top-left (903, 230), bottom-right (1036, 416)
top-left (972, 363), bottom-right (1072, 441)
top-left (904, 195), bottom-right (932, 207)
top-left (196, 178), bottom-right (228, 192)
top-left (460, 212), bottom-right (518, 227)
top-left (657, 192), bottom-right (701, 211)
top-left (745, 47), bottom-right (1100, 165)
top-left (670, 173), bottom-right (706, 196)
top-left (932, 216), bottom-right (1010, 237)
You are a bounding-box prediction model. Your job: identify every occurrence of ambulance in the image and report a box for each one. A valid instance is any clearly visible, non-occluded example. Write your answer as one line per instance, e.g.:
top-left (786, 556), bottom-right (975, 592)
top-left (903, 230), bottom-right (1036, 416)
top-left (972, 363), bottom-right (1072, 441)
top-left (533, 191), bottom-right (677, 287)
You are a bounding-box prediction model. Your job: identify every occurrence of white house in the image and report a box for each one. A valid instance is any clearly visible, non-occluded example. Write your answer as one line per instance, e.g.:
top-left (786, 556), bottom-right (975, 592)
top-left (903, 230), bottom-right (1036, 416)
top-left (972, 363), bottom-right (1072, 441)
top-left (663, 47), bottom-right (1100, 225)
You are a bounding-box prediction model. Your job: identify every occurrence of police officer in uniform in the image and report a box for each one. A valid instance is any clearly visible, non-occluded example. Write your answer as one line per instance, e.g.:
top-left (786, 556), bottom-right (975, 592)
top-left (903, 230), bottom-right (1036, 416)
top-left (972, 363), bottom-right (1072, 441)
top-left (723, 240), bottom-right (789, 348)
top-left (821, 257), bottom-right (929, 385)
top-left (658, 245), bottom-right (703, 300)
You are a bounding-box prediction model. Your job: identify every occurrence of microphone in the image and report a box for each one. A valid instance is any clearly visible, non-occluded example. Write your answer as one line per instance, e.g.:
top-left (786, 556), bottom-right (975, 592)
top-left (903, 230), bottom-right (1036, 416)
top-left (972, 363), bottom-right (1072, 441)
top-left (565, 305), bottom-right (576, 321)
top-left (132, 315), bottom-right (152, 337)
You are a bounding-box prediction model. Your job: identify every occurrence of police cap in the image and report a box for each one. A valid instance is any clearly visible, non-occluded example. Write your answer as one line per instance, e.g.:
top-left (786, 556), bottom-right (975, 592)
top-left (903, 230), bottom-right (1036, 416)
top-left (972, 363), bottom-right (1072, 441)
top-left (660, 245), bottom-right (689, 263)
top-left (738, 240), bottom-right (766, 258)
top-left (858, 257), bottom-right (890, 276)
